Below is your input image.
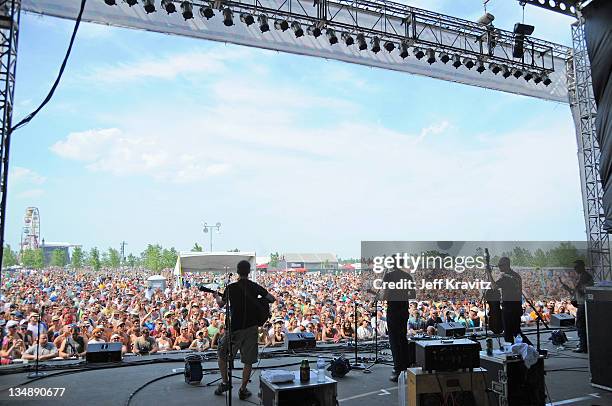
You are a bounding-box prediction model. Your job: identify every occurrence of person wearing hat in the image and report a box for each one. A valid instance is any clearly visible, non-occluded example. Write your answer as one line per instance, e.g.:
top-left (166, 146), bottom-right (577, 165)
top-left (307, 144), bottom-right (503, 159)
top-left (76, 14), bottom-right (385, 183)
top-left (189, 329), bottom-right (211, 351)
top-left (559, 259), bottom-right (594, 353)
top-left (59, 325), bottom-right (87, 359)
top-left (27, 312), bottom-right (47, 341)
top-left (0, 320), bottom-right (26, 364)
top-left (88, 328), bottom-right (106, 344)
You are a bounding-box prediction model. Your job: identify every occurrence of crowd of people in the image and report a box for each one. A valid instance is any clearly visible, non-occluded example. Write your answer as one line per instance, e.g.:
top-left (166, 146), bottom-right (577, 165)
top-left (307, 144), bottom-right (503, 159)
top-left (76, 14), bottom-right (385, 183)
top-left (0, 266), bottom-right (579, 365)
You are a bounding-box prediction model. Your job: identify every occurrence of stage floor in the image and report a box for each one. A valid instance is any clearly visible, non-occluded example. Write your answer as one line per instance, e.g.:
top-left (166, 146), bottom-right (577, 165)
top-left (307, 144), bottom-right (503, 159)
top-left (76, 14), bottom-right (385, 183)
top-left (0, 330), bottom-right (609, 406)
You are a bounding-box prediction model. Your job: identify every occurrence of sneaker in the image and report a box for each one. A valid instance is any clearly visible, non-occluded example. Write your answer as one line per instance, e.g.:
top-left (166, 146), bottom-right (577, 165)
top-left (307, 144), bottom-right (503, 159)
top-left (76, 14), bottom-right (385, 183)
top-left (573, 347), bottom-right (588, 353)
top-left (389, 371), bottom-right (400, 382)
top-left (214, 382), bottom-right (230, 396)
top-left (238, 387), bottom-right (252, 400)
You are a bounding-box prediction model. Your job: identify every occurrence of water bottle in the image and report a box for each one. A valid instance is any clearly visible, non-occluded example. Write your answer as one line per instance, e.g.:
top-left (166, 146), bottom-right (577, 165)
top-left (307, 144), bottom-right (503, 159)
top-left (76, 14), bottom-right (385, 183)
top-left (515, 335), bottom-right (523, 344)
top-left (317, 357), bottom-right (326, 383)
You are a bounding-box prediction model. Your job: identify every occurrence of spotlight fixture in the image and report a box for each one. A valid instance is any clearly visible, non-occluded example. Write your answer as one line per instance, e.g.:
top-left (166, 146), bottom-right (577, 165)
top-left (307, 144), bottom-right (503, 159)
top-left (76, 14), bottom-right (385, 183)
top-left (199, 4), bottom-right (214, 19)
top-left (370, 36), bottom-right (381, 53)
top-left (222, 7), bottom-right (233, 26)
top-left (512, 68), bottom-right (523, 78)
top-left (513, 23), bottom-right (535, 59)
top-left (124, 0), bottom-right (138, 6)
top-left (356, 33), bottom-right (367, 51)
top-left (274, 19), bottom-right (289, 31)
top-left (326, 28), bottom-right (338, 45)
top-left (384, 41), bottom-right (395, 53)
top-left (477, 12), bottom-right (495, 26)
top-left (476, 60), bottom-right (486, 73)
top-left (413, 47), bottom-right (425, 60)
top-left (307, 24), bottom-right (322, 38)
top-left (143, 0), bottom-right (156, 13)
top-left (258, 14), bottom-right (269, 32)
top-left (399, 41), bottom-right (409, 59)
top-left (291, 21), bottom-right (304, 37)
top-left (523, 71), bottom-right (534, 82)
top-left (161, 0), bottom-right (176, 13)
top-left (342, 33), bottom-right (354, 46)
top-left (502, 65), bottom-right (512, 78)
top-left (426, 48), bottom-right (435, 64)
top-left (533, 74), bottom-right (542, 84)
top-left (240, 13), bottom-right (254, 26)
top-left (439, 52), bottom-right (450, 64)
top-left (452, 54), bottom-right (461, 68)
top-left (463, 57), bottom-right (475, 69)
top-left (180, 1), bottom-right (193, 19)
top-left (489, 63), bottom-right (501, 74)
top-left (542, 74), bottom-right (551, 86)
top-left (104, 0), bottom-right (117, 5)
top-left (514, 22), bottom-right (535, 36)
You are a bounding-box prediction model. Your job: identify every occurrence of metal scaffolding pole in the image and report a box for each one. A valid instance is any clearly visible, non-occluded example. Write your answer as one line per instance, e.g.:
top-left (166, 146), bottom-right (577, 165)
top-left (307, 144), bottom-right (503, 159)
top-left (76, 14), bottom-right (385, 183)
top-left (568, 16), bottom-right (611, 281)
top-left (0, 0), bottom-right (20, 273)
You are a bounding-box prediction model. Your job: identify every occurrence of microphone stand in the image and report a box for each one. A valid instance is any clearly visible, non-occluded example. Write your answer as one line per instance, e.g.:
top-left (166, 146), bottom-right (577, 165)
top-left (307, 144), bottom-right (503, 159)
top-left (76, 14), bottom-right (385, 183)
top-left (27, 306), bottom-right (47, 379)
top-left (351, 297), bottom-right (365, 370)
top-left (522, 291), bottom-right (549, 354)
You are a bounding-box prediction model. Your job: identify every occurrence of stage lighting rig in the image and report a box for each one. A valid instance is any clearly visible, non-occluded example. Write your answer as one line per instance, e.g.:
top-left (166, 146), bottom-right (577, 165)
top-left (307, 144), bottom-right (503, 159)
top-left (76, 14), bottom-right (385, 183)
top-left (143, 0), bottom-right (156, 13)
top-left (413, 47), bottom-right (425, 60)
top-left (512, 68), bottom-right (523, 78)
top-left (356, 33), bottom-right (367, 51)
top-left (326, 28), bottom-right (338, 45)
top-left (180, 1), bottom-right (194, 19)
top-left (222, 7), bottom-right (233, 26)
top-left (124, 0), bottom-right (138, 6)
top-left (533, 74), bottom-right (542, 84)
top-left (161, 0), bottom-right (176, 13)
top-left (199, 4), bottom-right (214, 19)
top-left (476, 60), bottom-right (486, 73)
top-left (342, 33), bottom-right (354, 46)
top-left (307, 24), bottom-right (322, 38)
top-left (452, 54), bottom-right (461, 68)
top-left (439, 52), bottom-right (450, 64)
top-left (370, 36), bottom-right (381, 53)
top-left (463, 57), bottom-right (475, 69)
top-left (383, 41), bottom-right (395, 53)
top-left (291, 21), bottom-right (304, 37)
top-left (542, 74), bottom-right (551, 86)
top-left (523, 71), bottom-right (534, 82)
top-left (258, 14), bottom-right (269, 32)
top-left (426, 48), bottom-right (435, 64)
top-left (275, 19), bottom-right (289, 31)
top-left (240, 13), bottom-right (254, 26)
top-left (489, 63), bottom-right (501, 75)
top-left (399, 41), bottom-right (409, 59)
top-left (502, 65), bottom-right (512, 78)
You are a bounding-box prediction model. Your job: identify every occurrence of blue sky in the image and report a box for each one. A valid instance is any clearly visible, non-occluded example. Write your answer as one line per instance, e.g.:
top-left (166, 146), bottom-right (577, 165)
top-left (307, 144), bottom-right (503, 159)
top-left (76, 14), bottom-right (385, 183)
top-left (7, 1), bottom-right (584, 258)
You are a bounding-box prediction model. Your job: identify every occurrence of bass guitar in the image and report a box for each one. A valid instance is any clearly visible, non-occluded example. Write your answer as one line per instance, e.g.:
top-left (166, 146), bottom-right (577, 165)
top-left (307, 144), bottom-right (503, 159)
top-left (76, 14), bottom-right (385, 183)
top-left (483, 248), bottom-right (503, 334)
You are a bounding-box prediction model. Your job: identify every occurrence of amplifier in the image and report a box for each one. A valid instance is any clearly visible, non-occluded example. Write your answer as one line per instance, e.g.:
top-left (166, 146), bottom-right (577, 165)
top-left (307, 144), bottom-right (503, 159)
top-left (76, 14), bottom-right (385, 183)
top-left (586, 286), bottom-right (612, 391)
top-left (479, 352), bottom-right (545, 406)
top-left (415, 339), bottom-right (480, 372)
top-left (437, 322), bottom-right (467, 337)
top-left (550, 313), bottom-right (575, 327)
top-left (285, 332), bottom-right (316, 350)
top-left (86, 342), bottom-right (122, 363)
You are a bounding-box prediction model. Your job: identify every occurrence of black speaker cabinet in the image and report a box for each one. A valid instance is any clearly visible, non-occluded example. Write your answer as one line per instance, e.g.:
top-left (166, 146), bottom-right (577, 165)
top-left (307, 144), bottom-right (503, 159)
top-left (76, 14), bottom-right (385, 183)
top-left (285, 332), bottom-right (316, 350)
top-left (586, 286), bottom-right (612, 391)
top-left (550, 313), bottom-right (575, 327)
top-left (85, 342), bottom-right (122, 363)
top-left (437, 322), bottom-right (466, 337)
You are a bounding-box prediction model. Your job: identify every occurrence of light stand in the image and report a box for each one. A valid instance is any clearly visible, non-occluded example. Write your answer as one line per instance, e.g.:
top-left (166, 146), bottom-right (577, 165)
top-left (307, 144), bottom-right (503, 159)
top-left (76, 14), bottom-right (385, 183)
top-left (364, 299), bottom-right (392, 372)
top-left (27, 306), bottom-right (46, 379)
top-left (523, 291), bottom-right (548, 354)
top-left (351, 297), bottom-right (365, 370)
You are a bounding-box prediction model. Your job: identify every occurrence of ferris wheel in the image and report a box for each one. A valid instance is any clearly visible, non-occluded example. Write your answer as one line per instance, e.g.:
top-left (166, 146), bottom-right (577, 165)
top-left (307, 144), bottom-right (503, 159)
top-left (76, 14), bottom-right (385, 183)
top-left (20, 206), bottom-right (40, 252)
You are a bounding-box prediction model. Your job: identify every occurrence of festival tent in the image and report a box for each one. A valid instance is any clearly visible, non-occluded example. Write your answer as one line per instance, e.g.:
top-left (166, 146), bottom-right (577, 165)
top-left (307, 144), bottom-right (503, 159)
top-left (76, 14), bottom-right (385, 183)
top-left (173, 252), bottom-right (256, 287)
top-left (146, 275), bottom-right (167, 290)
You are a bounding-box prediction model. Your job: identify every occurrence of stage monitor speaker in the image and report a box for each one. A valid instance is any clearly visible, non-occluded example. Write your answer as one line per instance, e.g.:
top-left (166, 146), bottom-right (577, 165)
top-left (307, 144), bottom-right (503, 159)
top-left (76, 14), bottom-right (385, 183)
top-left (184, 355), bottom-right (203, 385)
top-left (550, 313), bottom-right (575, 327)
top-left (437, 322), bottom-right (466, 337)
top-left (86, 342), bottom-right (122, 363)
top-left (285, 332), bottom-right (316, 350)
top-left (586, 286), bottom-right (612, 392)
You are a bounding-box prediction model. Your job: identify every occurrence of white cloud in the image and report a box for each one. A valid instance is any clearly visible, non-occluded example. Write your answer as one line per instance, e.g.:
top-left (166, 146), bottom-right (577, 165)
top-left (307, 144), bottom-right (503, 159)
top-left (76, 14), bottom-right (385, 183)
top-left (11, 167), bottom-right (46, 185)
top-left (415, 120), bottom-right (451, 143)
top-left (17, 189), bottom-right (44, 199)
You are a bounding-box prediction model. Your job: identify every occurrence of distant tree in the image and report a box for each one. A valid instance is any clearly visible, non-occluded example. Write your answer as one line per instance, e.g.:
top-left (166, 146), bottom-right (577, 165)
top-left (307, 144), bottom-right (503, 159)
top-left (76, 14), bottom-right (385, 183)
top-left (108, 248), bottom-right (121, 269)
top-left (2, 244), bottom-right (18, 268)
top-left (532, 248), bottom-right (548, 268)
top-left (101, 251), bottom-right (110, 268)
top-left (71, 246), bottom-right (84, 269)
top-left (192, 243), bottom-right (203, 252)
top-left (50, 249), bottom-right (67, 267)
top-left (22, 248), bottom-right (45, 269)
top-left (142, 244), bottom-right (163, 273)
top-left (89, 248), bottom-right (101, 272)
top-left (161, 247), bottom-right (178, 269)
top-left (269, 252), bottom-right (280, 268)
top-left (126, 253), bottom-right (138, 268)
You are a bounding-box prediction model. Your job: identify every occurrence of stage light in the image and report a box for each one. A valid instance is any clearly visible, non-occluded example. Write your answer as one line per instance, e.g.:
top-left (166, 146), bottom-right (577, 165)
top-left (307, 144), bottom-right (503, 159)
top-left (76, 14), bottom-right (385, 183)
top-left (240, 13), bottom-right (254, 26)
top-left (370, 36), bottom-right (381, 53)
top-left (413, 47), bottom-right (425, 60)
top-left (307, 24), bottom-right (322, 38)
top-left (222, 7), bottom-right (233, 26)
top-left (399, 41), bottom-right (409, 59)
top-left (476, 60), bottom-right (486, 73)
top-left (180, 1), bottom-right (193, 19)
top-left (384, 41), bottom-right (395, 53)
top-left (104, 0), bottom-right (117, 5)
top-left (326, 28), bottom-right (338, 45)
top-left (512, 68), bottom-right (523, 78)
top-left (356, 33), bottom-right (367, 51)
top-left (143, 0), bottom-right (156, 13)
top-left (542, 75), bottom-right (551, 86)
top-left (342, 33), bottom-right (354, 46)
top-left (291, 21), bottom-right (304, 37)
top-left (502, 65), bottom-right (512, 78)
top-left (523, 71), bottom-right (534, 82)
top-left (463, 57), bottom-right (475, 69)
top-left (124, 0), bottom-right (138, 6)
top-left (489, 63), bottom-right (501, 74)
top-left (274, 19), bottom-right (289, 31)
top-left (426, 48), bottom-right (435, 64)
top-left (452, 54), bottom-right (461, 68)
top-left (440, 52), bottom-right (450, 64)
top-left (514, 23), bottom-right (535, 36)
top-left (161, 0), bottom-right (176, 13)
top-left (513, 23), bottom-right (535, 58)
top-left (533, 74), bottom-right (542, 84)
top-left (199, 4), bottom-right (214, 19)
top-left (258, 14), bottom-right (269, 32)
top-left (477, 12), bottom-right (495, 26)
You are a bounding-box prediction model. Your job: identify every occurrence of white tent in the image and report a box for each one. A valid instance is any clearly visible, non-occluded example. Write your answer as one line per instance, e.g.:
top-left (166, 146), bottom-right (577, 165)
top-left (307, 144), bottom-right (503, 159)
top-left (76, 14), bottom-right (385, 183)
top-left (146, 274), bottom-right (167, 290)
top-left (173, 252), bottom-right (257, 287)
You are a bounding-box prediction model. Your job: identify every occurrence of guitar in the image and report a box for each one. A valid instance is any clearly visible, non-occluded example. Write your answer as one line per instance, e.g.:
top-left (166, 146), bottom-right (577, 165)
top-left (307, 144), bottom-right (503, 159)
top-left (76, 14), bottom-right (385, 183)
top-left (483, 249), bottom-right (503, 334)
top-left (198, 284), bottom-right (271, 327)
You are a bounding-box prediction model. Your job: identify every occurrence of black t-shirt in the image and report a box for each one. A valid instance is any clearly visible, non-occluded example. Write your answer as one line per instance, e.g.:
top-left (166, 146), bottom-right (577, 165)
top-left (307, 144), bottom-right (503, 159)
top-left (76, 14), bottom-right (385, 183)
top-left (496, 270), bottom-right (522, 303)
top-left (381, 269), bottom-right (415, 312)
top-left (222, 279), bottom-right (270, 331)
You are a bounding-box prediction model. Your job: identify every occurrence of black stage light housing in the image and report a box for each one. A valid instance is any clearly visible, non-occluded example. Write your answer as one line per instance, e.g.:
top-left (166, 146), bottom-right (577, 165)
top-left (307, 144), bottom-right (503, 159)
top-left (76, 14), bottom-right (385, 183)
top-left (413, 47), bottom-right (425, 60)
top-left (452, 54), bottom-right (461, 68)
top-left (342, 33), bottom-right (354, 46)
top-left (399, 41), bottom-right (409, 59)
top-left (124, 0), bottom-right (138, 6)
top-left (463, 57), bottom-right (475, 69)
top-left (370, 36), bottom-right (381, 53)
top-left (533, 74), bottom-right (543, 84)
top-left (489, 62), bottom-right (501, 74)
top-left (180, 1), bottom-right (193, 19)
top-left (426, 48), bottom-right (435, 64)
top-left (161, 0), bottom-right (176, 13)
top-left (513, 23), bottom-right (534, 59)
top-left (326, 28), bottom-right (338, 45)
top-left (440, 52), bottom-right (450, 64)
top-left (274, 19), bottom-right (289, 31)
top-left (291, 21), bottom-right (304, 37)
top-left (523, 71), bottom-right (534, 82)
top-left (258, 14), bottom-right (270, 32)
top-left (384, 41), bottom-right (395, 53)
top-left (104, 0), bottom-right (117, 5)
top-left (200, 5), bottom-right (214, 19)
top-left (222, 7), bottom-right (233, 26)
top-left (143, 0), bottom-right (156, 13)
top-left (356, 33), bottom-right (367, 51)
top-left (514, 23), bottom-right (535, 36)
top-left (240, 13), bottom-right (255, 26)
top-left (476, 61), bottom-right (486, 73)
top-left (542, 75), bottom-right (551, 86)
top-left (502, 65), bottom-right (512, 78)
top-left (512, 68), bottom-right (523, 78)
top-left (307, 24), bottom-right (322, 38)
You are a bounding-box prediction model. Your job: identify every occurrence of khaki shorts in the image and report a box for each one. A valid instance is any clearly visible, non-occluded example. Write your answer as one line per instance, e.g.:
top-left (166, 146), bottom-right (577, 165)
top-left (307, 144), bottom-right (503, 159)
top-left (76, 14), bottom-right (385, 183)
top-left (217, 325), bottom-right (259, 365)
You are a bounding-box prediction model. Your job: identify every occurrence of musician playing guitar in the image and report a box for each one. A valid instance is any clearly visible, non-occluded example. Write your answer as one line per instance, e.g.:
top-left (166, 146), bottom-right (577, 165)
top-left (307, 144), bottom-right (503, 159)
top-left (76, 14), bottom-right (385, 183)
top-left (211, 260), bottom-right (276, 400)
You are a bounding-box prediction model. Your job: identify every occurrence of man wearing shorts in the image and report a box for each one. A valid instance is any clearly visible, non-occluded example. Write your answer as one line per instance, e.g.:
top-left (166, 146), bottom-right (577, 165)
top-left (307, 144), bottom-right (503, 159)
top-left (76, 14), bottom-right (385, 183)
top-left (214, 260), bottom-right (276, 400)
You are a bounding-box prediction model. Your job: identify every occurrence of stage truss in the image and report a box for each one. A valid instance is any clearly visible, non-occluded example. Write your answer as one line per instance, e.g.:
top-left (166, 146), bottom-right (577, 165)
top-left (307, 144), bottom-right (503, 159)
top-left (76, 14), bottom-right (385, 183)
top-left (0, 0), bottom-right (608, 279)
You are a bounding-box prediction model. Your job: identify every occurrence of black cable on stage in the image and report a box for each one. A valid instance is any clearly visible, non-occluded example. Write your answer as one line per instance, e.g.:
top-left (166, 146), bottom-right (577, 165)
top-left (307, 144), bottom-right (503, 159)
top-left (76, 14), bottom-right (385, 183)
top-left (9, 0), bottom-right (86, 134)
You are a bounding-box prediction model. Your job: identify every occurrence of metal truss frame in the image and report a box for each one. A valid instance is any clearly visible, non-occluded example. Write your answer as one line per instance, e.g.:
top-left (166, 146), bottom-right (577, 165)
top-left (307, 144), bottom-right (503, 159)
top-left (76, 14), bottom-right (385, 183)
top-left (0, 0), bottom-right (19, 271)
top-left (516, 0), bottom-right (580, 18)
top-left (568, 16), bottom-right (610, 281)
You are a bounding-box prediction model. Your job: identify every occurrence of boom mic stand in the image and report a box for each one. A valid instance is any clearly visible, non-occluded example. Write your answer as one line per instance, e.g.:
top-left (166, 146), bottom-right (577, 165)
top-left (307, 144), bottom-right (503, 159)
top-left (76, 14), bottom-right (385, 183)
top-left (351, 296), bottom-right (365, 370)
top-left (27, 306), bottom-right (47, 379)
top-left (522, 291), bottom-right (549, 354)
